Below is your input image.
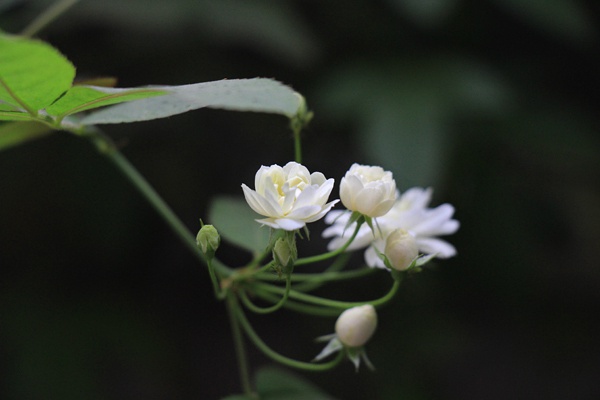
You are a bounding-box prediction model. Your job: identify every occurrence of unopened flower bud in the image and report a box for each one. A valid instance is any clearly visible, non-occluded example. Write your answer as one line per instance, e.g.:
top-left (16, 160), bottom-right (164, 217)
top-left (273, 236), bottom-right (297, 273)
top-left (335, 305), bottom-right (377, 348)
top-left (197, 224), bottom-right (220, 259)
top-left (384, 229), bottom-right (418, 271)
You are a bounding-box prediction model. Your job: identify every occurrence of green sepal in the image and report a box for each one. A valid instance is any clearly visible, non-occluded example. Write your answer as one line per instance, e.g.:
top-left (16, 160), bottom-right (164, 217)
top-left (343, 211), bottom-right (365, 235)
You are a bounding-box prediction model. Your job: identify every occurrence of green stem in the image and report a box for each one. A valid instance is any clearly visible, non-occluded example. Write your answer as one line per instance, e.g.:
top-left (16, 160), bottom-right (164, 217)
top-left (255, 277), bottom-right (401, 310)
top-left (207, 258), bottom-right (226, 300)
top-left (295, 221), bottom-right (362, 266)
top-left (83, 131), bottom-right (232, 277)
top-left (235, 303), bottom-right (345, 371)
top-left (109, 149), bottom-right (204, 260)
top-left (21, 0), bottom-right (80, 37)
top-left (239, 275), bottom-right (291, 314)
top-left (252, 290), bottom-right (341, 317)
top-left (293, 125), bottom-right (302, 164)
top-left (227, 295), bottom-right (256, 398)
top-left (258, 265), bottom-right (374, 283)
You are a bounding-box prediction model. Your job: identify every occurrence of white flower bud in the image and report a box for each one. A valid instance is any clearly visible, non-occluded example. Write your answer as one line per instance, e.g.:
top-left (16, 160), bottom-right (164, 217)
top-left (335, 305), bottom-right (377, 348)
top-left (242, 162), bottom-right (338, 231)
top-left (339, 164), bottom-right (396, 218)
top-left (384, 229), bottom-right (418, 271)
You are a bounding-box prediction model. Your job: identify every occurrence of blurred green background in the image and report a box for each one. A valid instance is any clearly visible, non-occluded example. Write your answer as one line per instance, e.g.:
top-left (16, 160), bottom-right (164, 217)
top-left (1, 0), bottom-right (600, 399)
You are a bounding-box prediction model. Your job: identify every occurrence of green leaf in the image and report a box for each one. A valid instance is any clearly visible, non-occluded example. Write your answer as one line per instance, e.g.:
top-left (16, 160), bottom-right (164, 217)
top-left (1, 102), bottom-right (34, 121)
top-left (0, 121), bottom-right (52, 151)
top-left (208, 196), bottom-right (270, 254)
top-left (0, 34), bottom-right (75, 113)
top-left (255, 367), bottom-right (337, 400)
top-left (45, 85), bottom-right (166, 118)
top-left (80, 78), bottom-right (303, 125)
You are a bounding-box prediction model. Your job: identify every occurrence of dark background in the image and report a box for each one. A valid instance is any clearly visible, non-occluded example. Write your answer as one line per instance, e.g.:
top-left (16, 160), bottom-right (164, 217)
top-left (1, 0), bottom-right (600, 399)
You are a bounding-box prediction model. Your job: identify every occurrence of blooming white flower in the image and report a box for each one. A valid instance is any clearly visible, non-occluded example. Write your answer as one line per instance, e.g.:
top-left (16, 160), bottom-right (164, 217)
top-left (384, 229), bottom-right (418, 271)
top-left (242, 162), bottom-right (338, 231)
top-left (339, 163), bottom-right (397, 218)
top-left (323, 187), bottom-right (459, 268)
top-left (335, 305), bottom-right (378, 347)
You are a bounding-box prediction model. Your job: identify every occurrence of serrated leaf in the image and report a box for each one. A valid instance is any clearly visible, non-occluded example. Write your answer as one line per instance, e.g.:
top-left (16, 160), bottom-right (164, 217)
top-left (256, 367), bottom-right (337, 400)
top-left (45, 85), bottom-right (166, 118)
top-left (80, 78), bottom-right (303, 125)
top-left (0, 34), bottom-right (75, 112)
top-left (0, 121), bottom-right (52, 151)
top-left (208, 196), bottom-right (270, 254)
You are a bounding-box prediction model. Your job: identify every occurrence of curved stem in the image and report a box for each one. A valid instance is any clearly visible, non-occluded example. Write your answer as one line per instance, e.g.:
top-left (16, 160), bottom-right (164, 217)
top-left (295, 221), bottom-right (362, 266)
top-left (257, 260), bottom-right (276, 274)
top-left (239, 275), bottom-right (291, 314)
top-left (258, 265), bottom-right (374, 283)
top-left (253, 290), bottom-right (341, 317)
top-left (227, 295), bottom-right (256, 398)
top-left (254, 276), bottom-right (401, 310)
top-left (235, 304), bottom-right (345, 371)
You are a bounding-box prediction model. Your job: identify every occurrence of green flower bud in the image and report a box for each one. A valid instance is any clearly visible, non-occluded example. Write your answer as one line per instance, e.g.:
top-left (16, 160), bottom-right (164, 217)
top-left (196, 224), bottom-right (220, 259)
top-left (272, 236), bottom-right (297, 274)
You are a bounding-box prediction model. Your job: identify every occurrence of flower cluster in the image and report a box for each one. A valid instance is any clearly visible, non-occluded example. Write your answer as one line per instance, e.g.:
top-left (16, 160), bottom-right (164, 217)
top-left (323, 185), bottom-right (459, 270)
top-left (243, 162), bottom-right (459, 269)
top-left (240, 161), bottom-right (459, 370)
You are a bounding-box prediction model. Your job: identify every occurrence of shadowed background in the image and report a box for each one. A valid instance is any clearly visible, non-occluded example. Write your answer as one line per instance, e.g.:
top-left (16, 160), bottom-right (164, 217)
top-left (1, 0), bottom-right (600, 399)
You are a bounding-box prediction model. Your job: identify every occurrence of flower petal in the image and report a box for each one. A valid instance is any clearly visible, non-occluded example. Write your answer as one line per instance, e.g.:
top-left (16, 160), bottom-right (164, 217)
top-left (416, 237), bottom-right (457, 258)
top-left (273, 218), bottom-right (305, 231)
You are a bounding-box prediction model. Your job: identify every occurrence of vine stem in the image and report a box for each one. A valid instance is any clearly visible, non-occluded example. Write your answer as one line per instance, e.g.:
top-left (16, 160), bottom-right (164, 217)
top-left (254, 277), bottom-right (401, 309)
top-left (21, 0), bottom-right (81, 37)
top-left (239, 274), bottom-right (292, 314)
top-left (293, 124), bottom-right (302, 163)
top-left (294, 220), bottom-right (362, 266)
top-left (83, 131), bottom-right (232, 277)
top-left (108, 149), bottom-right (204, 260)
top-left (227, 295), bottom-right (257, 398)
top-left (235, 302), bottom-right (345, 371)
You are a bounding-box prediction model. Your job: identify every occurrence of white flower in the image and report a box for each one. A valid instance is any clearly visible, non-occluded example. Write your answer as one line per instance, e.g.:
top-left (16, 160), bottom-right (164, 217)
top-left (323, 187), bottom-right (459, 268)
top-left (335, 305), bottom-right (378, 348)
top-left (384, 229), bottom-right (418, 271)
top-left (314, 305), bottom-right (377, 371)
top-left (339, 163), bottom-right (397, 218)
top-left (242, 161), bottom-right (338, 231)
